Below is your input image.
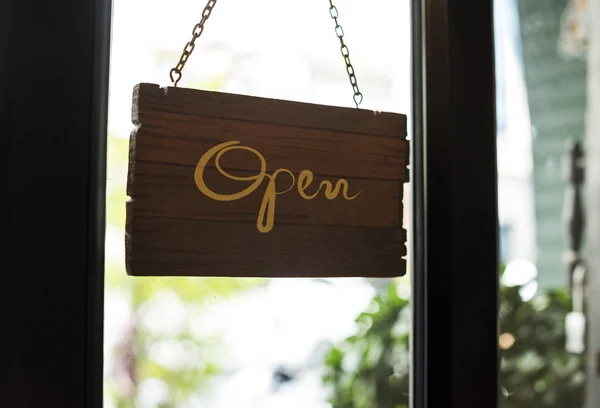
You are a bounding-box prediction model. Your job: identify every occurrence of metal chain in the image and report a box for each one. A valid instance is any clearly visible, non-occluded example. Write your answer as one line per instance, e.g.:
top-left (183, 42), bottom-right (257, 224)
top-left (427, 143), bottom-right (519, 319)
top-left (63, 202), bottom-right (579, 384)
top-left (328, 0), bottom-right (363, 108)
top-left (169, 0), bottom-right (218, 87)
top-left (169, 0), bottom-right (364, 108)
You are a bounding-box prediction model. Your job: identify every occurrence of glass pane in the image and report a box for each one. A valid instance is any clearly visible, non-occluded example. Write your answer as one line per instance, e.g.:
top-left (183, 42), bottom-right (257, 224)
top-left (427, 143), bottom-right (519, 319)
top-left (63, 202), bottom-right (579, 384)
top-left (104, 1), bottom-right (413, 407)
top-left (494, 0), bottom-right (594, 406)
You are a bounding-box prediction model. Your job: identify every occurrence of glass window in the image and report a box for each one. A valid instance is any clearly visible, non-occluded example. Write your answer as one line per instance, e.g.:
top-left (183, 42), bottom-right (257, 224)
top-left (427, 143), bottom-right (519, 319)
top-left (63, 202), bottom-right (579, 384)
top-left (495, 0), bottom-right (593, 406)
top-left (104, 1), bottom-right (413, 407)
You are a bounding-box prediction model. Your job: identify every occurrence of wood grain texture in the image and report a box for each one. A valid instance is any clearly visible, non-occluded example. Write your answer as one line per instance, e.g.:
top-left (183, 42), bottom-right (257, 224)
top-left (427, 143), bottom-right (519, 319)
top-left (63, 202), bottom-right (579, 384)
top-left (127, 214), bottom-right (407, 277)
top-left (127, 83), bottom-right (409, 277)
top-left (131, 163), bottom-right (402, 227)
top-left (133, 83), bottom-right (407, 138)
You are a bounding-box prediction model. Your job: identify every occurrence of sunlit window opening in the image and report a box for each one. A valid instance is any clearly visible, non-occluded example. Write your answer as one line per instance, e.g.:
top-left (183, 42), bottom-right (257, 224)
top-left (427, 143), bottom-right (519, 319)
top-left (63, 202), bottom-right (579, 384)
top-left (105, 1), bottom-right (412, 407)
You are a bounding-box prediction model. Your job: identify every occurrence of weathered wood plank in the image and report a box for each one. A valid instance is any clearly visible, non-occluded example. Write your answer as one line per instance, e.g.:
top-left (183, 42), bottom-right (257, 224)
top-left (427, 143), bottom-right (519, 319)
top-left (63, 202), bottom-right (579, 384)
top-left (130, 118), bottom-right (406, 182)
top-left (133, 83), bottom-right (407, 138)
top-left (126, 215), bottom-right (407, 277)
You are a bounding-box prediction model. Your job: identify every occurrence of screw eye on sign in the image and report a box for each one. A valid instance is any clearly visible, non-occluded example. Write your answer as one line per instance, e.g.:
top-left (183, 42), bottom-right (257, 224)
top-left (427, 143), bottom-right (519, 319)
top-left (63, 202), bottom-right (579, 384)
top-left (126, 83), bottom-right (409, 277)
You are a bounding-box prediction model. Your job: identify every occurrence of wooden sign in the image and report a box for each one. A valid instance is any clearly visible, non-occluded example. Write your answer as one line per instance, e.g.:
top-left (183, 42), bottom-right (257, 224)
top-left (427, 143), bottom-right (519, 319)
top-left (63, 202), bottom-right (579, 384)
top-left (126, 83), bottom-right (409, 277)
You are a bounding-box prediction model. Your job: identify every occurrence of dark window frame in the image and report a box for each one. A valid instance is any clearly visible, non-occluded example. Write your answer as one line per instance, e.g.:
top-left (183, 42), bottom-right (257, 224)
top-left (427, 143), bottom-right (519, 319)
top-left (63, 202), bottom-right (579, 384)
top-left (4, 0), bottom-right (498, 407)
top-left (412, 1), bottom-right (499, 407)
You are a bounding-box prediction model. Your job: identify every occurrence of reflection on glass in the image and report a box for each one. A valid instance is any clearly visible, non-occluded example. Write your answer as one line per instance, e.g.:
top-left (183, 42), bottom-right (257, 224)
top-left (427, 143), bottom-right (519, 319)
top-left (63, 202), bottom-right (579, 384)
top-left (495, 0), bottom-right (591, 407)
top-left (105, 1), bottom-right (412, 407)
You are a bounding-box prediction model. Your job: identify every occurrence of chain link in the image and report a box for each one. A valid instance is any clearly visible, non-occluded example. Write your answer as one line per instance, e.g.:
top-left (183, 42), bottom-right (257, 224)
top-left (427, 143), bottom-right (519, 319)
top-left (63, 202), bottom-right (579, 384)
top-left (169, 0), bottom-right (363, 108)
top-left (169, 0), bottom-right (217, 87)
top-left (328, 0), bottom-right (363, 108)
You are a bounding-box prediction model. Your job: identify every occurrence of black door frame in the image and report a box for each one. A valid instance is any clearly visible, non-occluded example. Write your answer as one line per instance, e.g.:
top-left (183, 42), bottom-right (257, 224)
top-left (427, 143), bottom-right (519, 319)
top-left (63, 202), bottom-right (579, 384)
top-left (3, 0), bottom-right (498, 407)
top-left (4, 0), bottom-right (111, 406)
top-left (412, 1), bottom-right (499, 407)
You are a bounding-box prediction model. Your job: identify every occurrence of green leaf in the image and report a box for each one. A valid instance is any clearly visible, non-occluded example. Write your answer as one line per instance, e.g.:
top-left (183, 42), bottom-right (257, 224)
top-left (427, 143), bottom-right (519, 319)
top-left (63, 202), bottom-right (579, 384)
top-left (325, 347), bottom-right (344, 368)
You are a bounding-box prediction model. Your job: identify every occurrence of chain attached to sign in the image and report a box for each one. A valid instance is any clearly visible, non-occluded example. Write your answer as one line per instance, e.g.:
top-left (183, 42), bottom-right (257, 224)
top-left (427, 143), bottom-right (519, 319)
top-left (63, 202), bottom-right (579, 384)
top-left (168, 0), bottom-right (363, 108)
top-left (169, 0), bottom-right (217, 87)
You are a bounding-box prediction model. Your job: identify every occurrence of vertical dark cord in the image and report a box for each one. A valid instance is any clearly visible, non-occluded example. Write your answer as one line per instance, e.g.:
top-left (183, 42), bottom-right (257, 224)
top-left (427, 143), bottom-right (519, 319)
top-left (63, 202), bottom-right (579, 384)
top-left (563, 139), bottom-right (586, 290)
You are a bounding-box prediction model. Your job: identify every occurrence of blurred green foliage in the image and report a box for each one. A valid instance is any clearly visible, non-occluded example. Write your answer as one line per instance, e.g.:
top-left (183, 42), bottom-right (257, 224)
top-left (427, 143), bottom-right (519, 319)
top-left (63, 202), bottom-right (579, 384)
top-left (323, 284), bottom-right (409, 408)
top-left (323, 276), bottom-right (585, 408)
top-left (500, 282), bottom-right (585, 408)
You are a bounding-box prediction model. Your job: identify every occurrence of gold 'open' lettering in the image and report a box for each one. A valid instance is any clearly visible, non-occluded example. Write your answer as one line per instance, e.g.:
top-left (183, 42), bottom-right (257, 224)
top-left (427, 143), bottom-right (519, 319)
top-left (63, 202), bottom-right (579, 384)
top-left (194, 141), bottom-right (361, 233)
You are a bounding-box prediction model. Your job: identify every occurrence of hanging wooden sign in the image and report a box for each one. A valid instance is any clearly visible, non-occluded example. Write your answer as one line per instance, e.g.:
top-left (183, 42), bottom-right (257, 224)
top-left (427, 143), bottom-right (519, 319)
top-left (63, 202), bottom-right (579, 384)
top-left (126, 0), bottom-right (409, 278)
top-left (126, 83), bottom-right (409, 277)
